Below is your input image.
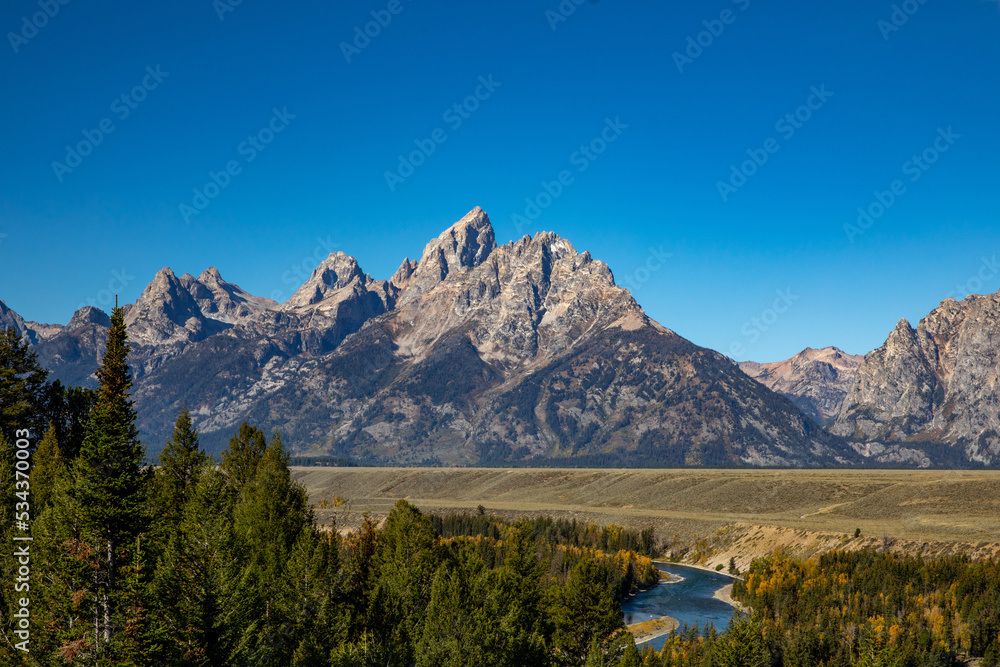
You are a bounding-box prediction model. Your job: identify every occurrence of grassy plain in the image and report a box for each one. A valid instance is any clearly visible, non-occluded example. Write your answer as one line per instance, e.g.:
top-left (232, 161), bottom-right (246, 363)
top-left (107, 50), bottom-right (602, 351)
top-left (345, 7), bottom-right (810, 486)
top-left (292, 467), bottom-right (1000, 562)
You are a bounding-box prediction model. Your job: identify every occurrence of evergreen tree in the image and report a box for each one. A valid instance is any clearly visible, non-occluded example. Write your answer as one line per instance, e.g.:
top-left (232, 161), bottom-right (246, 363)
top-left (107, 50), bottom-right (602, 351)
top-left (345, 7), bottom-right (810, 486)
top-left (31, 421), bottom-right (65, 513)
top-left (73, 304), bottom-right (151, 656)
top-left (220, 422), bottom-right (268, 491)
top-left (712, 615), bottom-right (769, 667)
top-left (0, 326), bottom-right (50, 438)
top-left (149, 468), bottom-right (233, 666)
top-left (30, 449), bottom-right (98, 663)
top-left (154, 407), bottom-right (209, 529)
top-left (369, 499), bottom-right (441, 661)
top-left (584, 637), bottom-right (606, 667)
top-left (220, 431), bottom-right (314, 666)
top-left (550, 557), bottom-right (626, 665)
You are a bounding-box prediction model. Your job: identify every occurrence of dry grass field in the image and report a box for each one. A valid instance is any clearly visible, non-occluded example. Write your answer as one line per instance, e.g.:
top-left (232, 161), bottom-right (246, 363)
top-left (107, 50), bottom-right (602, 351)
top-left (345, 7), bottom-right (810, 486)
top-left (292, 467), bottom-right (1000, 562)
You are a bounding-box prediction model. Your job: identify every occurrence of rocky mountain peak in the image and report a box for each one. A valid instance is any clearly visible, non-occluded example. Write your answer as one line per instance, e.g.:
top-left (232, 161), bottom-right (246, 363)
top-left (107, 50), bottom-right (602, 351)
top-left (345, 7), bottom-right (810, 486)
top-left (126, 267), bottom-right (218, 346)
top-left (0, 300), bottom-right (37, 343)
top-left (432, 206), bottom-right (495, 267)
top-left (67, 306), bottom-right (111, 330)
top-left (739, 346), bottom-right (863, 423)
top-left (390, 257), bottom-right (417, 287)
top-left (283, 252), bottom-right (366, 310)
top-left (198, 266), bottom-right (224, 284)
top-left (892, 318), bottom-right (915, 336)
top-left (833, 291), bottom-right (1000, 464)
top-left (398, 208), bottom-right (497, 305)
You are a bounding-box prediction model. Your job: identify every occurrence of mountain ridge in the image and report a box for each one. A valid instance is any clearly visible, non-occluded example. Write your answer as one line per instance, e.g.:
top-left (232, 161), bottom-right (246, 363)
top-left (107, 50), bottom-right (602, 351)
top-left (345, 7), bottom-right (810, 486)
top-left (6, 207), bottom-right (992, 468)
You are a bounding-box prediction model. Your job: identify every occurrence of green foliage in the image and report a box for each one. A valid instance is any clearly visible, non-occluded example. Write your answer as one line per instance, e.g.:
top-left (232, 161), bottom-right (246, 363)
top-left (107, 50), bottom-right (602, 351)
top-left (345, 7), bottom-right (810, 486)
top-left (550, 557), bottom-right (626, 664)
top-left (154, 406), bottom-right (209, 529)
top-left (710, 615), bottom-right (769, 667)
top-left (0, 326), bottom-right (49, 437)
top-left (30, 421), bottom-right (64, 513)
top-left (220, 421), bottom-right (268, 490)
top-left (69, 304), bottom-right (152, 657)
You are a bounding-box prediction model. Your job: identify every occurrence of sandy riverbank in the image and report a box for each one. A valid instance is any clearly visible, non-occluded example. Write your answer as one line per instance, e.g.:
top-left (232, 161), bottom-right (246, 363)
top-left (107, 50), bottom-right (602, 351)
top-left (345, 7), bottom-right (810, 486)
top-left (627, 615), bottom-right (680, 644)
top-left (712, 583), bottom-right (748, 613)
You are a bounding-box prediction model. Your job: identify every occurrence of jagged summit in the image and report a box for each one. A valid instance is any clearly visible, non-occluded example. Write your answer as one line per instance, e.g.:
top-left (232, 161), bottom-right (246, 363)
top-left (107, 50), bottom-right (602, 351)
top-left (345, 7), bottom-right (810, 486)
top-left (739, 346), bottom-right (863, 423)
top-left (283, 252), bottom-right (367, 310)
top-left (833, 290), bottom-right (1000, 464)
top-left (396, 207), bottom-right (498, 306)
top-left (198, 266), bottom-right (224, 283)
top-left (67, 306), bottom-right (111, 330)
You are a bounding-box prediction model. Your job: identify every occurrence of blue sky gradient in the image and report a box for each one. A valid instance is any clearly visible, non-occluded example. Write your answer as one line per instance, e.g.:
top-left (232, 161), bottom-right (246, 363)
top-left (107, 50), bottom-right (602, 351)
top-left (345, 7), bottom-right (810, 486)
top-left (1, 0), bottom-right (998, 361)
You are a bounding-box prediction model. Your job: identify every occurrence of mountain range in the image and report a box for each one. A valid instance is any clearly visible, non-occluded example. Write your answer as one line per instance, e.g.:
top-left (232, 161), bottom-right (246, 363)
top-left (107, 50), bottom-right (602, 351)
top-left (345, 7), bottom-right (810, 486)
top-left (4, 208), bottom-right (998, 467)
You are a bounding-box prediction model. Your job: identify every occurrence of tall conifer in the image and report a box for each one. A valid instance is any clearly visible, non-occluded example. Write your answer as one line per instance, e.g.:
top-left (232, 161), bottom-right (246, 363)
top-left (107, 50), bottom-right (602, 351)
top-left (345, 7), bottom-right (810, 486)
top-left (74, 303), bottom-right (150, 653)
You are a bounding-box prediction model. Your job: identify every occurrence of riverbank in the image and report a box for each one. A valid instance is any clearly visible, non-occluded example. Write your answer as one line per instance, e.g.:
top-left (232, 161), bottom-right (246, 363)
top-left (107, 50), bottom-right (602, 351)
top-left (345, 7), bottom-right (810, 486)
top-left (627, 615), bottom-right (680, 644)
top-left (659, 560), bottom-right (743, 582)
top-left (712, 583), bottom-right (748, 613)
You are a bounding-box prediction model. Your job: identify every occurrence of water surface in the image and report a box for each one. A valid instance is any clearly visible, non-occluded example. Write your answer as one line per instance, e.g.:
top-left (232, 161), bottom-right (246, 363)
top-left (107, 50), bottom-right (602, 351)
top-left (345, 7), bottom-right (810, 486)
top-left (621, 562), bottom-right (739, 652)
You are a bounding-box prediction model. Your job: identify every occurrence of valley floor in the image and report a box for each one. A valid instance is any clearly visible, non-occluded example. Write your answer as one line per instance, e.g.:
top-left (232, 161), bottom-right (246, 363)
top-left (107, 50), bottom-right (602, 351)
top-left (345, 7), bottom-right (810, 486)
top-left (293, 467), bottom-right (1000, 561)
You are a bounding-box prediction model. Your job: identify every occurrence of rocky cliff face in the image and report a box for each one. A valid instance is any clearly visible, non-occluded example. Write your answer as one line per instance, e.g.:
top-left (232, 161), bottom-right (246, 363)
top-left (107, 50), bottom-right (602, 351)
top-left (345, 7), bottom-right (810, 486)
top-left (832, 293), bottom-right (1000, 465)
top-left (4, 208), bottom-right (863, 466)
top-left (0, 300), bottom-right (35, 343)
top-left (740, 347), bottom-right (863, 424)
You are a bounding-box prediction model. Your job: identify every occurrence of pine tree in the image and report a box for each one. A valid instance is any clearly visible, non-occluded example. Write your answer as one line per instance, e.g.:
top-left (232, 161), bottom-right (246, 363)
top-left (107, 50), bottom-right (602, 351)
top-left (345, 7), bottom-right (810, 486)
top-left (154, 407), bottom-right (209, 528)
top-left (30, 449), bottom-right (97, 663)
top-left (370, 499), bottom-right (441, 661)
top-left (220, 422), bottom-right (268, 491)
top-left (550, 557), bottom-right (626, 664)
top-left (31, 421), bottom-right (65, 513)
top-left (712, 615), bottom-right (769, 667)
top-left (0, 326), bottom-right (50, 438)
top-left (220, 430), bottom-right (314, 666)
top-left (149, 468), bottom-right (232, 666)
top-left (73, 304), bottom-right (151, 655)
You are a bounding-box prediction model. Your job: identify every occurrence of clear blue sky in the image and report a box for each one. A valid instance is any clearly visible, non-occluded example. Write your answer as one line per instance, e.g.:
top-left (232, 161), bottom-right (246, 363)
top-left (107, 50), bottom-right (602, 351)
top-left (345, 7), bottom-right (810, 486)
top-left (1, 0), bottom-right (998, 362)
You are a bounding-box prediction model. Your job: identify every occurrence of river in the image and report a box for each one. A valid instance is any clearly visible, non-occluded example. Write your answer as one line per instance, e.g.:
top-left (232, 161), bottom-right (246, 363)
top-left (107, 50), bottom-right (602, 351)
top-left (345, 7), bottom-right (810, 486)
top-left (621, 562), bottom-right (740, 652)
